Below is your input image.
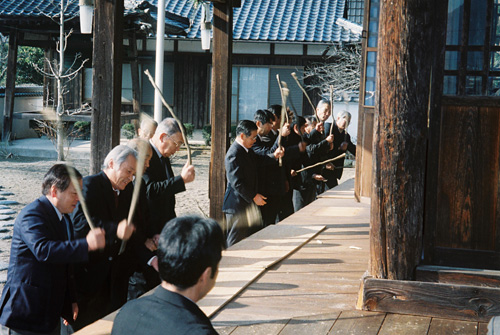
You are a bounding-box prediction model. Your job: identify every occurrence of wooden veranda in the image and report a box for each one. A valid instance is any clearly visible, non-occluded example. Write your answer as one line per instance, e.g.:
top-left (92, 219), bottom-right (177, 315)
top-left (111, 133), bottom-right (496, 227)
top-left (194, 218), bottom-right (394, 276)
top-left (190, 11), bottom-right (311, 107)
top-left (76, 179), bottom-right (489, 335)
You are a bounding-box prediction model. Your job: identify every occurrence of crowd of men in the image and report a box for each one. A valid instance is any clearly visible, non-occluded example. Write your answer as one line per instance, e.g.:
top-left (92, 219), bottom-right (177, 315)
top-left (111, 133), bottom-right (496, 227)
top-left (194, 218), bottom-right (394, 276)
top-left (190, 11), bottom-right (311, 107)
top-left (0, 100), bottom-right (356, 334)
top-left (223, 100), bottom-right (356, 246)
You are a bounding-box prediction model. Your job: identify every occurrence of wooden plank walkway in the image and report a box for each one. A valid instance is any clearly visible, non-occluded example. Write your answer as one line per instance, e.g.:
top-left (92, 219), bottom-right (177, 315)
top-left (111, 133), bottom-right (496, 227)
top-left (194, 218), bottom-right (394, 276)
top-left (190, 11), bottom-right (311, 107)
top-left (76, 179), bottom-right (489, 334)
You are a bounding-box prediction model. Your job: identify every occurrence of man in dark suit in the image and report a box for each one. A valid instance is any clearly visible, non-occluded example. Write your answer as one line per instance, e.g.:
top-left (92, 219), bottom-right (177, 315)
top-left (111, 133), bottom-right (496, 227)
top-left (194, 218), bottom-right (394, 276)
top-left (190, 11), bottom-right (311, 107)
top-left (223, 120), bottom-right (284, 246)
top-left (143, 117), bottom-right (195, 237)
top-left (0, 164), bottom-right (105, 335)
top-left (69, 145), bottom-right (137, 331)
top-left (112, 215), bottom-right (226, 335)
top-left (324, 110), bottom-right (357, 188)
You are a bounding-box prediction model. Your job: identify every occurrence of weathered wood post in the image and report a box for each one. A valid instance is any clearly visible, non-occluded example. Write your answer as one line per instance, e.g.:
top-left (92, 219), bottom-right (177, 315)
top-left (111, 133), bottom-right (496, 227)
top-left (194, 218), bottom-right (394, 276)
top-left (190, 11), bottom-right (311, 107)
top-left (2, 31), bottom-right (18, 143)
top-left (90, 0), bottom-right (124, 173)
top-left (370, 0), bottom-right (433, 280)
top-left (209, 0), bottom-right (233, 221)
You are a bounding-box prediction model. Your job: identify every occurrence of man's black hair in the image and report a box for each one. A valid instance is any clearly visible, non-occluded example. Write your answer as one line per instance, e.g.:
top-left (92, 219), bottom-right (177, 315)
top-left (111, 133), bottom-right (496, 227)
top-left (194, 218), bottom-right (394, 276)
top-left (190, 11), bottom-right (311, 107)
top-left (304, 115), bottom-right (318, 124)
top-left (267, 104), bottom-right (282, 119)
top-left (291, 115), bottom-right (306, 130)
top-left (42, 164), bottom-right (82, 195)
top-left (254, 109), bottom-right (272, 125)
top-left (235, 120), bottom-right (258, 137)
top-left (157, 215), bottom-right (226, 290)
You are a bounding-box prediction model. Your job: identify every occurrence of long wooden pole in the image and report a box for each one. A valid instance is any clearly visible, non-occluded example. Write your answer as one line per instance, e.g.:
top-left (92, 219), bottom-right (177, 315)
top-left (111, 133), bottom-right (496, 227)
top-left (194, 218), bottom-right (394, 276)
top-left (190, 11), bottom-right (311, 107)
top-left (144, 69), bottom-right (192, 165)
top-left (291, 72), bottom-right (316, 118)
top-left (118, 138), bottom-right (147, 254)
top-left (66, 166), bottom-right (95, 230)
top-left (276, 75), bottom-right (289, 167)
top-left (296, 153), bottom-right (345, 173)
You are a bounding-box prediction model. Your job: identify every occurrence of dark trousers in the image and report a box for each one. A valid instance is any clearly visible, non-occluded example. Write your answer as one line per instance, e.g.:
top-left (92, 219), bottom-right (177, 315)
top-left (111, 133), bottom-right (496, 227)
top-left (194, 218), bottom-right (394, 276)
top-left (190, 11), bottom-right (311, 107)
top-left (225, 208), bottom-right (263, 247)
top-left (293, 184), bottom-right (317, 212)
top-left (259, 195), bottom-right (280, 227)
top-left (278, 190), bottom-right (294, 221)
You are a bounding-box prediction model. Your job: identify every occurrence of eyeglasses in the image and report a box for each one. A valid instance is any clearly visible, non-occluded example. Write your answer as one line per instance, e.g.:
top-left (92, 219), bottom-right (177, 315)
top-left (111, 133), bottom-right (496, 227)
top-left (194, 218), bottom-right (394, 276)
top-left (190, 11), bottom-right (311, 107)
top-left (164, 135), bottom-right (183, 148)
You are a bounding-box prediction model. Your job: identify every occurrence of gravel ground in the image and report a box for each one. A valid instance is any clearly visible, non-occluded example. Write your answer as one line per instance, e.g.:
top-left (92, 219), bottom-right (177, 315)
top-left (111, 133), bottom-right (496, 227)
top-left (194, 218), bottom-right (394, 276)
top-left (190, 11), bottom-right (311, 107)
top-left (0, 147), bottom-right (354, 292)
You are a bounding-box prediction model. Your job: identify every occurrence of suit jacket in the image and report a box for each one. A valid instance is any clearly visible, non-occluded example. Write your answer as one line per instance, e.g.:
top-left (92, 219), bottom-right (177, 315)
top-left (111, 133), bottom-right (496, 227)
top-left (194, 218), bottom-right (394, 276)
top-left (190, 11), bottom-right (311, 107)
top-left (323, 122), bottom-right (356, 183)
top-left (143, 143), bottom-right (186, 235)
top-left (112, 286), bottom-right (217, 335)
top-left (70, 171), bottom-right (136, 314)
top-left (0, 196), bottom-right (88, 333)
top-left (222, 141), bottom-right (259, 214)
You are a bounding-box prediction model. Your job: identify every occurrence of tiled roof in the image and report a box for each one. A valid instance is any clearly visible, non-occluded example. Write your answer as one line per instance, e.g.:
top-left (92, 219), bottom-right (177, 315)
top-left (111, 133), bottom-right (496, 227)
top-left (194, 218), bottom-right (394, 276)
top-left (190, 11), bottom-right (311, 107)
top-left (151, 0), bottom-right (361, 43)
top-left (0, 0), bottom-right (361, 43)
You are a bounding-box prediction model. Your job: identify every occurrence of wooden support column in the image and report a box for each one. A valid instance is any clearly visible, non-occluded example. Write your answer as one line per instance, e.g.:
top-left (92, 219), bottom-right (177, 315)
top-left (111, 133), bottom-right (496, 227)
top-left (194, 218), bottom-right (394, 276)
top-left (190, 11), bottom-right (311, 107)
top-left (129, 33), bottom-right (141, 116)
top-left (370, 0), bottom-right (433, 280)
top-left (129, 33), bottom-right (141, 134)
top-left (209, 0), bottom-right (233, 221)
top-left (2, 31), bottom-right (18, 142)
top-left (90, 0), bottom-right (124, 173)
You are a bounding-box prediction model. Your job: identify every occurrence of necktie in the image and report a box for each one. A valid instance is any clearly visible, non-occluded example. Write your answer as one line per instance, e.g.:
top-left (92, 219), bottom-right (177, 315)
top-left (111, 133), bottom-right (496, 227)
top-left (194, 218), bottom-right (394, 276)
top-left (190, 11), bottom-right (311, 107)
top-left (113, 190), bottom-right (119, 208)
top-left (62, 215), bottom-right (72, 241)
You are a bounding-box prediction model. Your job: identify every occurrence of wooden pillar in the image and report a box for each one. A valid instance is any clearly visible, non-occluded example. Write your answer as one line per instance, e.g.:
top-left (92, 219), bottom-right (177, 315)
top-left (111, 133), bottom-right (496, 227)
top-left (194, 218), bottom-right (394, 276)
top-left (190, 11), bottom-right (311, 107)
top-left (129, 33), bottom-right (141, 134)
top-left (129, 33), bottom-right (141, 116)
top-left (209, 0), bottom-right (233, 221)
top-left (370, 0), bottom-right (433, 280)
top-left (90, 0), bottom-right (124, 173)
top-left (2, 31), bottom-right (18, 142)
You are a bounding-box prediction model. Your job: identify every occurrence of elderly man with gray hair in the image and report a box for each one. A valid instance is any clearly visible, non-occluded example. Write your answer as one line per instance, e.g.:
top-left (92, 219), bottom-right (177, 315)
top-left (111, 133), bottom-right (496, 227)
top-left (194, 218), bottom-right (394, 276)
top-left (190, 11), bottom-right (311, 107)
top-left (68, 145), bottom-right (137, 331)
top-left (143, 117), bottom-right (195, 239)
top-left (324, 110), bottom-right (356, 189)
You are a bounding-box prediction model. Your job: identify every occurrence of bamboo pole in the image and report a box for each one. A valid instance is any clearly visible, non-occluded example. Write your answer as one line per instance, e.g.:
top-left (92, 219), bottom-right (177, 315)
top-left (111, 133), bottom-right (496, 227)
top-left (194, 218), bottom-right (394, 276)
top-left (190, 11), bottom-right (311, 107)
top-left (291, 72), bottom-right (316, 119)
top-left (295, 153), bottom-right (346, 173)
top-left (144, 69), bottom-right (192, 165)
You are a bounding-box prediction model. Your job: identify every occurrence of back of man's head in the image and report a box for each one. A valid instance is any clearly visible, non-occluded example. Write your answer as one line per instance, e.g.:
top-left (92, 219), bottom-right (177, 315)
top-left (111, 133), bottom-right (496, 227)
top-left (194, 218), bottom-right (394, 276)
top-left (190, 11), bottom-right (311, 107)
top-left (157, 216), bottom-right (226, 290)
top-left (42, 164), bottom-right (82, 195)
top-left (235, 120), bottom-right (257, 137)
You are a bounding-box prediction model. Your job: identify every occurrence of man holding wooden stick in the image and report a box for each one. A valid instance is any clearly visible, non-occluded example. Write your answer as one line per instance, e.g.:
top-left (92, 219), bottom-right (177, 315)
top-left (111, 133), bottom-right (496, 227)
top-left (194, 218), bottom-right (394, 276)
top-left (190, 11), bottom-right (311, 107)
top-left (69, 145), bottom-right (137, 330)
top-left (324, 110), bottom-right (356, 188)
top-left (0, 164), bottom-right (105, 335)
top-left (143, 118), bottom-right (195, 237)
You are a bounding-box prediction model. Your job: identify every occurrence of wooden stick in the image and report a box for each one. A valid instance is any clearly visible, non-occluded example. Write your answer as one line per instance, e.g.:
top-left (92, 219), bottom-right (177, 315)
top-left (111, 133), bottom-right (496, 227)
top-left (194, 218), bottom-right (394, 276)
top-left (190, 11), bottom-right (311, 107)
top-left (295, 153), bottom-right (346, 173)
top-left (276, 74), bottom-right (289, 167)
top-left (66, 165), bottom-right (95, 230)
top-left (144, 69), bottom-right (192, 166)
top-left (291, 72), bottom-right (316, 119)
top-left (329, 85), bottom-right (334, 136)
top-left (118, 135), bottom-right (148, 254)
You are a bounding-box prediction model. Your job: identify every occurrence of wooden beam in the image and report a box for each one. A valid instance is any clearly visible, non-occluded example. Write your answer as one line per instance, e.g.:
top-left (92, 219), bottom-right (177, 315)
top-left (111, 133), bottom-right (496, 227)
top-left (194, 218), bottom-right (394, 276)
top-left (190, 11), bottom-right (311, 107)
top-left (416, 265), bottom-right (500, 288)
top-left (209, 0), bottom-right (233, 221)
top-left (370, 0), bottom-right (433, 280)
top-left (90, 0), bottom-right (124, 173)
top-left (360, 277), bottom-right (500, 322)
top-left (2, 31), bottom-right (18, 142)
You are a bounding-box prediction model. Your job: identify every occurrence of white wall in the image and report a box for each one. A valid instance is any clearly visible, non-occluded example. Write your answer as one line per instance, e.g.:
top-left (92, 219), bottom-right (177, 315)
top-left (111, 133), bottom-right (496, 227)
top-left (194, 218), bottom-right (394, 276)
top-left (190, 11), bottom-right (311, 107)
top-left (0, 95), bottom-right (43, 139)
top-left (327, 101), bottom-right (359, 144)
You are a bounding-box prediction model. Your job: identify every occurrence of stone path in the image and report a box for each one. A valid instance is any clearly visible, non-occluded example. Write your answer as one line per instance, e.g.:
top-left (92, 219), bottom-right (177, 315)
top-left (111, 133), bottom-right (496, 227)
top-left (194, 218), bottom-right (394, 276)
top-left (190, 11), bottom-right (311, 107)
top-left (0, 186), bottom-right (18, 286)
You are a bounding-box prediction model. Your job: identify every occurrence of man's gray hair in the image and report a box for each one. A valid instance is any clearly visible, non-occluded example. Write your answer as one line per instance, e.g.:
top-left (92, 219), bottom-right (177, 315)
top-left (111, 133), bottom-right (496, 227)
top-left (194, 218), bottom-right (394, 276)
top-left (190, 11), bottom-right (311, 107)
top-left (316, 99), bottom-right (331, 108)
top-left (337, 110), bottom-right (351, 122)
top-left (102, 145), bottom-right (138, 170)
top-left (155, 117), bottom-right (181, 137)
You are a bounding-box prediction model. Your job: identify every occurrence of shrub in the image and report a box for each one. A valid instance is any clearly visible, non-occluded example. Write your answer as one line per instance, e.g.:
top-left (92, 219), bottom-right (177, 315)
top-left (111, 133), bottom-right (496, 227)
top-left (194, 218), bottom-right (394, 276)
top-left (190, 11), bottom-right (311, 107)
top-left (74, 121), bottom-right (91, 140)
top-left (121, 123), bottom-right (135, 139)
top-left (183, 123), bottom-right (194, 139)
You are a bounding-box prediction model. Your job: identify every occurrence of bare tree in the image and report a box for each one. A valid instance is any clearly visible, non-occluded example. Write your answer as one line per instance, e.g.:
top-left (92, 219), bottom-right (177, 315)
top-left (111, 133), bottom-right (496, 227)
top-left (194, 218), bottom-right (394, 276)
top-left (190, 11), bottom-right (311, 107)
top-left (0, 34), bottom-right (9, 84)
top-left (33, 0), bottom-right (88, 161)
top-left (302, 44), bottom-right (361, 101)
